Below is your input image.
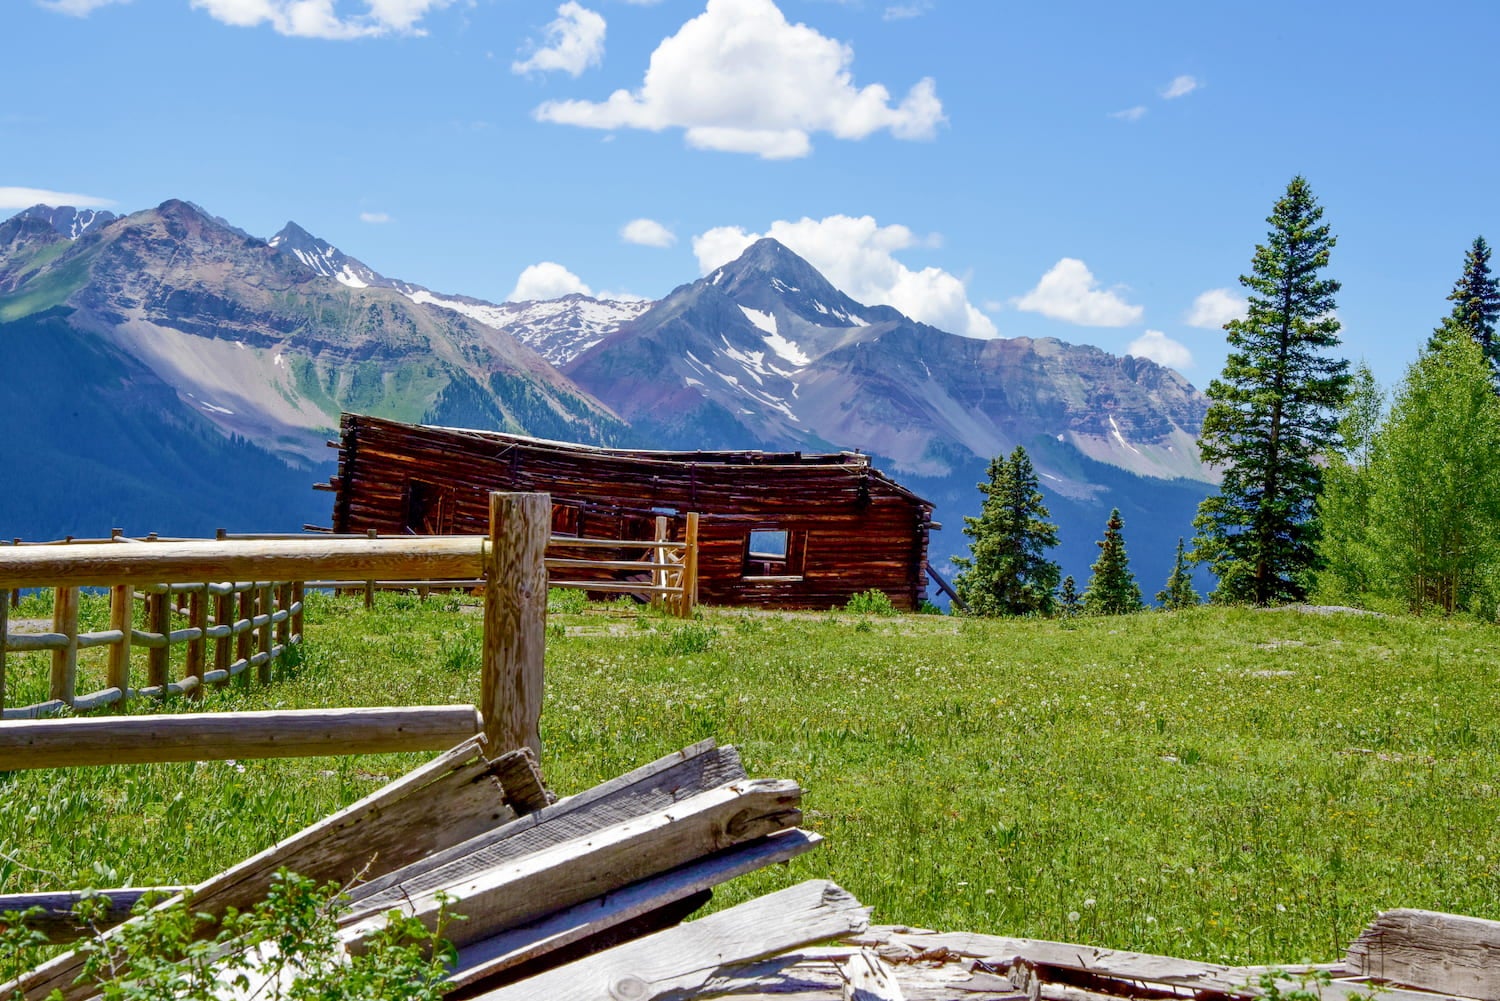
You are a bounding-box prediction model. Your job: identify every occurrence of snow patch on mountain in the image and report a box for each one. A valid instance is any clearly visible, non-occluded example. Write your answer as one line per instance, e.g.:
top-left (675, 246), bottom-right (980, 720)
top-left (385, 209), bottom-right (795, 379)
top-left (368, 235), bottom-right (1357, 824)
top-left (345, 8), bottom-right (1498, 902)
top-left (739, 305), bottom-right (776, 336)
top-left (763, 330), bottom-right (811, 367)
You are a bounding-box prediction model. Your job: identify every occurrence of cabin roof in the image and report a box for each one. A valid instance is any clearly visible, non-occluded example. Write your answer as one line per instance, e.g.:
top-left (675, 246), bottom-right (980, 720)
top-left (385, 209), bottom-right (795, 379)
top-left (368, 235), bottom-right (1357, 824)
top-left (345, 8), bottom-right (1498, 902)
top-left (341, 414), bottom-right (936, 511)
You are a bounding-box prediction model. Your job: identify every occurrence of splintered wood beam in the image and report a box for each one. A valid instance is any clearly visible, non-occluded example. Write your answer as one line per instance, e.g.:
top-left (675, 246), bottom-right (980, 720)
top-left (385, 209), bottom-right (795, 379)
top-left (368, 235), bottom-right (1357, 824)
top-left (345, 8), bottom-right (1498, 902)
top-left (339, 778), bottom-right (803, 953)
top-left (1346, 909), bottom-right (1500, 1001)
top-left (468, 880), bottom-right (869, 1001)
top-left (7, 737), bottom-right (512, 1001)
top-left (345, 740), bottom-right (746, 914)
top-left (0, 706), bottom-right (485, 771)
top-left (446, 828), bottom-right (823, 993)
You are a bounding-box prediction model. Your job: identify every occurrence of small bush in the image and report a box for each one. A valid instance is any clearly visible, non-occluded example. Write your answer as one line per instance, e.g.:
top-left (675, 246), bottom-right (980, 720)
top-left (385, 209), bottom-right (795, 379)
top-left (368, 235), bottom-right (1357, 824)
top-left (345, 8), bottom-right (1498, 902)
top-left (547, 587), bottom-right (588, 615)
top-left (654, 623), bottom-right (717, 655)
top-left (845, 589), bottom-right (898, 616)
top-left (917, 600), bottom-right (945, 615)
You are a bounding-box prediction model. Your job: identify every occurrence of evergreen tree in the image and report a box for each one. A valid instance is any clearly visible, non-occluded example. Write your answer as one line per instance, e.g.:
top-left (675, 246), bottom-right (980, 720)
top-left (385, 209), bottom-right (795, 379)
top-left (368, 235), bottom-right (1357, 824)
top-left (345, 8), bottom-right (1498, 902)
top-left (1059, 575), bottom-right (1081, 617)
top-left (952, 446), bottom-right (1061, 616)
top-left (1083, 508), bottom-right (1143, 614)
top-left (1429, 236), bottom-right (1500, 379)
top-left (1314, 362), bottom-right (1384, 604)
top-left (1191, 176), bottom-right (1352, 604)
top-left (1155, 537), bottom-right (1198, 610)
top-left (1364, 335), bottom-right (1500, 614)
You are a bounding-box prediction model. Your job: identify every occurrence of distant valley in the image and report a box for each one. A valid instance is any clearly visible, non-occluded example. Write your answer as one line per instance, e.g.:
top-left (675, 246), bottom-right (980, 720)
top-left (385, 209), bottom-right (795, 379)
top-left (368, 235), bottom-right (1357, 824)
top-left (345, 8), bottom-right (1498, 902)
top-left (0, 200), bottom-right (1213, 594)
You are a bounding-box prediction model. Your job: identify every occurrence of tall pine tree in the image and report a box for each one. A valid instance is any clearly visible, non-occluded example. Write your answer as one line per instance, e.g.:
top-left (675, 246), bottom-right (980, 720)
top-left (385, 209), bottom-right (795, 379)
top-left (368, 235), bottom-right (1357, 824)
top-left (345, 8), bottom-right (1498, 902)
top-left (1429, 236), bottom-right (1500, 380)
top-left (952, 446), bottom-right (1061, 616)
top-left (1191, 176), bottom-right (1351, 604)
top-left (1083, 508), bottom-right (1143, 615)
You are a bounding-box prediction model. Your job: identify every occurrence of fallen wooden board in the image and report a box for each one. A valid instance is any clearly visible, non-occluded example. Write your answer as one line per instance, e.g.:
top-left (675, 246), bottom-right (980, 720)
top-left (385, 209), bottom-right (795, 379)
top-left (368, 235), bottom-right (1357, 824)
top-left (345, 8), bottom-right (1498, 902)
top-left (1346, 909), bottom-right (1500, 1001)
top-left (340, 778), bottom-right (803, 952)
top-left (0, 887), bottom-right (182, 944)
top-left (874, 930), bottom-right (1468, 1001)
top-left (7, 736), bottom-right (511, 1001)
top-left (345, 739), bottom-right (745, 916)
top-left (838, 949), bottom-right (906, 1000)
top-left (468, 880), bottom-right (870, 1001)
top-left (447, 828), bottom-right (823, 992)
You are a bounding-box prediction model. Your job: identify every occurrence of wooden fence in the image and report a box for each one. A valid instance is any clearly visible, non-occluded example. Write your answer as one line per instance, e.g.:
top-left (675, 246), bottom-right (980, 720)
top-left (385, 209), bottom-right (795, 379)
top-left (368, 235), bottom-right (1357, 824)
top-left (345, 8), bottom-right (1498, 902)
top-left (0, 498), bottom-right (552, 774)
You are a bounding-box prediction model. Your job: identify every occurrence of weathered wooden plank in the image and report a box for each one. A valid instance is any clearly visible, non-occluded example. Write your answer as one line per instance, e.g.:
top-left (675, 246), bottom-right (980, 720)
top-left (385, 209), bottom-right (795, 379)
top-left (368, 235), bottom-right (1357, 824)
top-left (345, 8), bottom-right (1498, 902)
top-left (6, 737), bottom-right (512, 1001)
top-left (345, 741), bottom-right (744, 912)
top-left (49, 586), bottom-right (78, 706)
top-left (0, 536), bottom-right (488, 589)
top-left (1346, 909), bottom-right (1500, 1000)
top-left (0, 887), bottom-right (183, 944)
top-left (0, 706), bottom-right (485, 770)
top-left (467, 880), bottom-right (869, 1001)
top-left (878, 930), bottom-right (1449, 1001)
top-left (483, 492), bottom-right (549, 758)
top-left (839, 949), bottom-right (906, 1000)
top-left (447, 828), bottom-right (822, 992)
top-left (340, 778), bottom-right (802, 952)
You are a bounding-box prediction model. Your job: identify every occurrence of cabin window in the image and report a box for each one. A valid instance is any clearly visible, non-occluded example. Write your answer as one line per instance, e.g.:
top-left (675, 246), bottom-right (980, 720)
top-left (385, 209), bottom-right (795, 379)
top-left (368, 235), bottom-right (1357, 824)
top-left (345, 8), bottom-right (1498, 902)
top-left (403, 479), bottom-right (453, 534)
top-left (743, 529), bottom-right (803, 580)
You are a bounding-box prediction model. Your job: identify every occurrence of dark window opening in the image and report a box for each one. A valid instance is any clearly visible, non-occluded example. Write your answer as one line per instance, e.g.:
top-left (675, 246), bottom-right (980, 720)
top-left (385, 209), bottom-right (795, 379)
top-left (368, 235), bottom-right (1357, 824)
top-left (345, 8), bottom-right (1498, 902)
top-left (551, 504), bottom-right (581, 537)
top-left (403, 479), bottom-right (454, 534)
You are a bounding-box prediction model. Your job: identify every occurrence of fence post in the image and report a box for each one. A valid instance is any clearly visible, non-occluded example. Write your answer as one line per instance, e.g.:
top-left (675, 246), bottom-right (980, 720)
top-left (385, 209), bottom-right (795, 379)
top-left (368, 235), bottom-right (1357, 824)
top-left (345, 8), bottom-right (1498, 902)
top-left (213, 590), bottom-right (232, 683)
top-left (107, 584), bottom-right (132, 704)
top-left (147, 589), bottom-right (170, 690)
top-left (652, 516), bottom-right (669, 613)
top-left (257, 584), bottom-right (274, 684)
top-left (364, 529), bottom-right (377, 609)
top-left (185, 586), bottom-right (206, 699)
top-left (276, 583), bottom-right (291, 650)
top-left (51, 586), bottom-right (80, 708)
top-left (236, 586), bottom-right (254, 687)
top-left (482, 491), bottom-right (549, 759)
top-left (0, 595), bottom-right (7, 713)
top-left (681, 512), bottom-right (700, 618)
top-left (8, 539), bottom-right (18, 610)
top-left (291, 582), bottom-right (304, 641)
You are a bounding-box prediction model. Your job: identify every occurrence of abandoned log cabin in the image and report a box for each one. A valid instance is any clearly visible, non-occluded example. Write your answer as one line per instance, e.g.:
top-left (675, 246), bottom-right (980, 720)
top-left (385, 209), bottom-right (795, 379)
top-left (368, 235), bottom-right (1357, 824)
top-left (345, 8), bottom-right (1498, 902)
top-left (327, 414), bottom-right (937, 610)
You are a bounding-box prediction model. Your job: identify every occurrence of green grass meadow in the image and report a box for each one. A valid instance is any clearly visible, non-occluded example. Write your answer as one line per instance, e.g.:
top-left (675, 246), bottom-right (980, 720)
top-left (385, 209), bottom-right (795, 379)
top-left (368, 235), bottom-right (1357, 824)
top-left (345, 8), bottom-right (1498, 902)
top-left (3, 593), bottom-right (1499, 965)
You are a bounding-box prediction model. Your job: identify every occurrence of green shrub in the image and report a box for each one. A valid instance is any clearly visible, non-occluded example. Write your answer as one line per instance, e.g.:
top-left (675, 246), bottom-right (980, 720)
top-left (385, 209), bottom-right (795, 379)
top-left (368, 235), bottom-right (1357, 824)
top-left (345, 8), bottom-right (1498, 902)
top-left (546, 587), bottom-right (588, 615)
top-left (653, 623), bottom-right (717, 655)
top-left (845, 589), bottom-right (898, 616)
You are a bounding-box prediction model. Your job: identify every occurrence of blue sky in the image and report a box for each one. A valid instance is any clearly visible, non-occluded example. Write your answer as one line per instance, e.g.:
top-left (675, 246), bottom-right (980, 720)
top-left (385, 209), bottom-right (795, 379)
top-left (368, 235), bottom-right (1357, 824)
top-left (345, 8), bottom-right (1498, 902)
top-left (6, 0), bottom-right (1498, 390)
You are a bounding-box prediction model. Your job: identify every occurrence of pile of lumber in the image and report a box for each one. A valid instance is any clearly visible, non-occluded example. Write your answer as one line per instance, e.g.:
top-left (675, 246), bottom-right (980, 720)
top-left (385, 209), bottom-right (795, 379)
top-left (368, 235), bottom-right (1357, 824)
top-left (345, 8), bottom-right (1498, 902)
top-left (5, 738), bottom-right (1498, 1001)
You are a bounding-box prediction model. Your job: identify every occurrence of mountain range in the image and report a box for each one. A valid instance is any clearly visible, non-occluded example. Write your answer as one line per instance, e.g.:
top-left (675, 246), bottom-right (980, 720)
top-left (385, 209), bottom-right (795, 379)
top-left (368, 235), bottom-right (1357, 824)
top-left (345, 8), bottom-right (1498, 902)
top-left (0, 199), bottom-right (1214, 595)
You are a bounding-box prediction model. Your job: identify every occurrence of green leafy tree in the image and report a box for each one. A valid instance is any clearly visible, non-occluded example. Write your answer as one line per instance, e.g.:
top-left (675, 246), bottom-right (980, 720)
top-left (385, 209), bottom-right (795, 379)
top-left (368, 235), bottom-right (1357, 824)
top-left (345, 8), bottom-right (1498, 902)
top-left (952, 446), bottom-right (1060, 616)
top-left (1314, 362), bottom-right (1384, 604)
top-left (1429, 236), bottom-right (1500, 378)
top-left (1083, 508), bottom-right (1143, 615)
top-left (1155, 537), bottom-right (1198, 610)
top-left (1364, 335), bottom-right (1500, 614)
top-left (1192, 176), bottom-right (1352, 604)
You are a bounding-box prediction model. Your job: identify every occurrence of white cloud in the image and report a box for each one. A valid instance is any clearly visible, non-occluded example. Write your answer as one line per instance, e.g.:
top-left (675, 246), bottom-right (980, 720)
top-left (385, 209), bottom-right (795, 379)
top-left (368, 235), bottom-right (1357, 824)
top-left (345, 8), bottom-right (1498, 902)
top-left (533, 0), bottom-right (945, 159)
top-left (190, 0), bottom-right (453, 39)
top-left (0, 186), bottom-right (115, 209)
top-left (512, 2), bottom-right (606, 77)
top-left (1109, 105), bottom-right (1147, 122)
top-left (359, 211), bottom-right (391, 223)
top-left (882, 2), bottom-right (930, 19)
top-left (1013, 258), bottom-right (1143, 327)
top-left (692, 214), bottom-right (997, 339)
top-left (1185, 287), bottom-right (1247, 329)
top-left (1161, 74), bottom-right (1199, 99)
top-left (1127, 329), bottom-right (1192, 370)
top-left (620, 218), bottom-right (676, 248)
top-left (36, 0), bottom-right (128, 15)
top-left (509, 261), bottom-right (592, 302)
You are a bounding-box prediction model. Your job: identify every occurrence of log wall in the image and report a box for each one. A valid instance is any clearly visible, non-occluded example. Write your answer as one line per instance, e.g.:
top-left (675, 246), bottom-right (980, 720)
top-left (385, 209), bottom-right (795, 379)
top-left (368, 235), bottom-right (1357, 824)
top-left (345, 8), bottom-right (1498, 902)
top-left (330, 415), bottom-right (935, 611)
